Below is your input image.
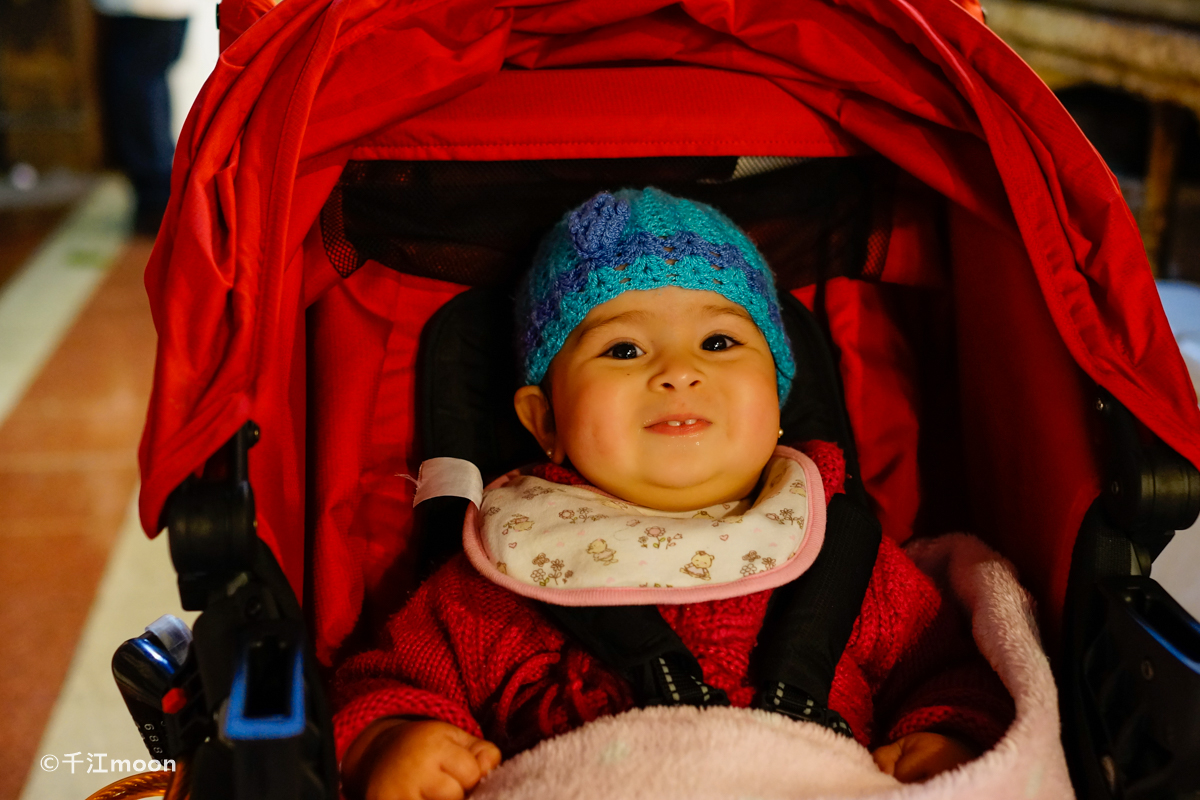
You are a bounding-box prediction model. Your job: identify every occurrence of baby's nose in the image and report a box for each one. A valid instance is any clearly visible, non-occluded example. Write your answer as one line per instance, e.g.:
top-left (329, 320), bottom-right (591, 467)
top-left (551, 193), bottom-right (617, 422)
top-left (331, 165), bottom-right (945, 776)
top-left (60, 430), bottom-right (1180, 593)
top-left (656, 357), bottom-right (703, 390)
top-left (660, 375), bottom-right (702, 390)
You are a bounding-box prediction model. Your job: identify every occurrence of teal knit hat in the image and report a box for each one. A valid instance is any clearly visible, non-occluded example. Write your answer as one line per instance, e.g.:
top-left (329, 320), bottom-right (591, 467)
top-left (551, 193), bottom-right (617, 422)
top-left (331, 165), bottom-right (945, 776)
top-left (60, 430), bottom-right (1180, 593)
top-left (516, 188), bottom-right (795, 402)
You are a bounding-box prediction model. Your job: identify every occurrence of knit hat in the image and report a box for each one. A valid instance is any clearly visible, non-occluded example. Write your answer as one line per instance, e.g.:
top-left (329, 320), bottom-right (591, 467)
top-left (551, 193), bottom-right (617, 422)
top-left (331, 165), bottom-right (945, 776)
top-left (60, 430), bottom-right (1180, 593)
top-left (516, 188), bottom-right (795, 402)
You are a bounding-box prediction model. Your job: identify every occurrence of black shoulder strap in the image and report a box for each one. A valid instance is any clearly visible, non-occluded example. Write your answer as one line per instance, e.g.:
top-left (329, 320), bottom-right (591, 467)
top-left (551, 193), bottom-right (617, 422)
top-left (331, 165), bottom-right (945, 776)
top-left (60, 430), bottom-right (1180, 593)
top-left (755, 493), bottom-right (882, 702)
top-left (751, 493), bottom-right (881, 735)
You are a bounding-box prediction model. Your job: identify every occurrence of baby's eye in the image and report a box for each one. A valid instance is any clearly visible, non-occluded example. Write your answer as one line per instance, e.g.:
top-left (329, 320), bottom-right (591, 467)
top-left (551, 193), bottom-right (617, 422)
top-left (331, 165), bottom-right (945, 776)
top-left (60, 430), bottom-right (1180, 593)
top-left (701, 334), bottom-right (741, 352)
top-left (604, 342), bottom-right (645, 360)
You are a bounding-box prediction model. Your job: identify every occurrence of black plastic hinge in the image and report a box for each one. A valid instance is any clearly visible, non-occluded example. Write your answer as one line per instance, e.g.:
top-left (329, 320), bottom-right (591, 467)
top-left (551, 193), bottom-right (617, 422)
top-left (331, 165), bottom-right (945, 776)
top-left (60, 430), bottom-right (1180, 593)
top-left (1095, 389), bottom-right (1199, 562)
top-left (162, 421), bottom-right (261, 610)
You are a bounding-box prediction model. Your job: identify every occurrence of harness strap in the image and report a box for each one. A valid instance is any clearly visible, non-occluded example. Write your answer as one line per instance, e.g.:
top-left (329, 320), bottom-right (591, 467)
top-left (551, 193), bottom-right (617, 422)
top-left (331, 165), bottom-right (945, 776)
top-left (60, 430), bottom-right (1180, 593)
top-left (754, 493), bottom-right (882, 703)
top-left (538, 604), bottom-right (730, 708)
top-left (756, 681), bottom-right (854, 737)
top-left (748, 493), bottom-right (880, 737)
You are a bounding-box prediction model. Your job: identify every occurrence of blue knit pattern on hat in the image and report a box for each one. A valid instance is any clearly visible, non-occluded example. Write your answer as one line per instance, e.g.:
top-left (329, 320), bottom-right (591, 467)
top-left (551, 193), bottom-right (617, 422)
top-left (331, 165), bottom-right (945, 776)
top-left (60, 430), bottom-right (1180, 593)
top-left (516, 188), bottom-right (795, 402)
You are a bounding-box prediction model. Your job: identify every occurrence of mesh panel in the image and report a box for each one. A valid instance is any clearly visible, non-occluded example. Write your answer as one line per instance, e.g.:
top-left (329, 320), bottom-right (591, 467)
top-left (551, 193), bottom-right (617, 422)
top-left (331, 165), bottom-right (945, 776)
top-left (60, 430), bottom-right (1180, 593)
top-left (860, 166), bottom-right (896, 281)
top-left (320, 181), bottom-right (365, 278)
top-left (320, 157), bottom-right (894, 290)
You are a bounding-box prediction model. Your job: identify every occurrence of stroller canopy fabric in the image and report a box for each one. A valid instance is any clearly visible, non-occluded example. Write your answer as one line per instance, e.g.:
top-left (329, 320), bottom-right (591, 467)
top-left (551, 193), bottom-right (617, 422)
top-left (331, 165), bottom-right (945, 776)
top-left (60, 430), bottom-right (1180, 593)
top-left (140, 0), bottom-right (1200, 662)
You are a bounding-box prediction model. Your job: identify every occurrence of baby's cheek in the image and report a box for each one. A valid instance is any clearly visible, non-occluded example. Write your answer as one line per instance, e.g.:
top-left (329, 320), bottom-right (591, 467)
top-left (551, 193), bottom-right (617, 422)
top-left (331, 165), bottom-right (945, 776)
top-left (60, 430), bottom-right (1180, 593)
top-left (727, 389), bottom-right (779, 448)
top-left (567, 391), bottom-right (635, 457)
top-left (565, 419), bottom-right (631, 486)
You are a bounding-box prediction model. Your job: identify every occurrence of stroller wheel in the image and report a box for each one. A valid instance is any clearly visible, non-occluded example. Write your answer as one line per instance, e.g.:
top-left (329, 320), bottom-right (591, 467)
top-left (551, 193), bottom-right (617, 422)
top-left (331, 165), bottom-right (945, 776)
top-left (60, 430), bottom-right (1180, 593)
top-left (84, 757), bottom-right (187, 800)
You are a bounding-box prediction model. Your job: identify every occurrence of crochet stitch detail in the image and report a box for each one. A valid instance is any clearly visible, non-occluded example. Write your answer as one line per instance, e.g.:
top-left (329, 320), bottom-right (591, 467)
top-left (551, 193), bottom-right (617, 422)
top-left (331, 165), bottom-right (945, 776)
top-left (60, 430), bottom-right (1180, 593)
top-left (516, 188), bottom-right (795, 401)
top-left (568, 192), bottom-right (631, 257)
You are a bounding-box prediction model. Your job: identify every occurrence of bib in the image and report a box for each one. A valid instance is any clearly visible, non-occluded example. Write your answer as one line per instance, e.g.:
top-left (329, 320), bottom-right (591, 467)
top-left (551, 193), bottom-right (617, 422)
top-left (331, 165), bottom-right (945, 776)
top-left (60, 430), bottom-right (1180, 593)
top-left (461, 446), bottom-right (826, 606)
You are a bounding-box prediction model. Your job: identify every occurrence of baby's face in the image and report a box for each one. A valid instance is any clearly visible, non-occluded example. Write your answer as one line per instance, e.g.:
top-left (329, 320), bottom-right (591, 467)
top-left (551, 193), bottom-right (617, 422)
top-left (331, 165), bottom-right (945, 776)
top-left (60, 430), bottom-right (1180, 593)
top-left (515, 287), bottom-right (781, 511)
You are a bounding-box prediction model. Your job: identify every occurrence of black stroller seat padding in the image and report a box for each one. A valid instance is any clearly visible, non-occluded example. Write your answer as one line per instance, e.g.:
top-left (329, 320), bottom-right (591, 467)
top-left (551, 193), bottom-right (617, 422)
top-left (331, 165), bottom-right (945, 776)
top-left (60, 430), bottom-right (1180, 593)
top-left (324, 157), bottom-right (894, 292)
top-left (418, 286), bottom-right (546, 482)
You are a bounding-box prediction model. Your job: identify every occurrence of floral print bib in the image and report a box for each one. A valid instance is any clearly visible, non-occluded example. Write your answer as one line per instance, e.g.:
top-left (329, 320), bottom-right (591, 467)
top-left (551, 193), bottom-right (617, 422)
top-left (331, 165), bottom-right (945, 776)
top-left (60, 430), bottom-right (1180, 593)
top-left (461, 447), bottom-right (826, 606)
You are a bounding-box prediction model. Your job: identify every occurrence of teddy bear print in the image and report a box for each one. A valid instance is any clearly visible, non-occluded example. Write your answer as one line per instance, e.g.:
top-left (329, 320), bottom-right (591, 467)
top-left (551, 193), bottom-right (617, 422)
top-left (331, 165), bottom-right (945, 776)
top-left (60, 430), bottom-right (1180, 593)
top-left (638, 525), bottom-right (682, 549)
top-left (502, 514), bottom-right (535, 535)
top-left (789, 478), bottom-right (807, 497)
top-left (587, 538), bottom-right (618, 565)
top-left (680, 551), bottom-right (715, 581)
top-left (520, 485), bottom-right (555, 500)
top-left (739, 550), bottom-right (778, 577)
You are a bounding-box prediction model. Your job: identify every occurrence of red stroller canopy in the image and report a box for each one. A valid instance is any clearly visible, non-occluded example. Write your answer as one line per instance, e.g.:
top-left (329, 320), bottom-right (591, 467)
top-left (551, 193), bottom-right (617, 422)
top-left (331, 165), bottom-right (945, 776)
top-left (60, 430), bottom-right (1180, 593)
top-left (141, 0), bottom-right (1200, 663)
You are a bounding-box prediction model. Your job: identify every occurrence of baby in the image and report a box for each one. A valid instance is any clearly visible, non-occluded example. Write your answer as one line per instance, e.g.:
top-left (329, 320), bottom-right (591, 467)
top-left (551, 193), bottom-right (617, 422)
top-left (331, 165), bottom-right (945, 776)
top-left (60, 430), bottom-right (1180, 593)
top-left (335, 189), bottom-right (1011, 800)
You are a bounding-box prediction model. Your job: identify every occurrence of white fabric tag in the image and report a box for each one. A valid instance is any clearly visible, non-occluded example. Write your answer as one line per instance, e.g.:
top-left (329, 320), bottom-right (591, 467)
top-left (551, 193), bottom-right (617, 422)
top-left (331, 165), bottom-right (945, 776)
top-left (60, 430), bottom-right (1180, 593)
top-left (412, 457), bottom-right (483, 508)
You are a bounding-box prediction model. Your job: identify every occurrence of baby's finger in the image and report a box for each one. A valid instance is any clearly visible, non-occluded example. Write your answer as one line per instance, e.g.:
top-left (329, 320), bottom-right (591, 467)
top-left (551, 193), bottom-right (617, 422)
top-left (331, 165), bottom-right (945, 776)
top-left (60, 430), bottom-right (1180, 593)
top-left (872, 742), bottom-right (902, 776)
top-left (893, 755), bottom-right (934, 784)
top-left (420, 771), bottom-right (467, 800)
top-left (469, 739), bottom-right (502, 774)
top-left (439, 743), bottom-right (485, 790)
top-left (438, 723), bottom-right (486, 750)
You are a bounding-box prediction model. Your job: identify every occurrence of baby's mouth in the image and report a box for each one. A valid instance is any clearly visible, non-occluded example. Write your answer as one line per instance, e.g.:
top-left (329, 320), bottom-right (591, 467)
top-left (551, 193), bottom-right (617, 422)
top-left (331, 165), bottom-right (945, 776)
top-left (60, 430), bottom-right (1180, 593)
top-left (645, 416), bottom-right (711, 435)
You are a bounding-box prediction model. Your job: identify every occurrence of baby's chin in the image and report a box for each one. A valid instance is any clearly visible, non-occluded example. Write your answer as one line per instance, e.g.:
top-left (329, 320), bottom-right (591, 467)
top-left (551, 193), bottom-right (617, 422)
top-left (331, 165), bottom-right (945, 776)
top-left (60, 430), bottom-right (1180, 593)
top-left (587, 464), bottom-right (764, 512)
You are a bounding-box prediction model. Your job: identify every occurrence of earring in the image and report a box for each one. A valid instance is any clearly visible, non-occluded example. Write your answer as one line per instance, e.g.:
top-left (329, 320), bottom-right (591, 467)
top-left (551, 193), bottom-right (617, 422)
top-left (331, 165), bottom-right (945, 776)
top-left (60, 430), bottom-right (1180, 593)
top-left (545, 449), bottom-right (553, 458)
top-left (777, 428), bottom-right (784, 438)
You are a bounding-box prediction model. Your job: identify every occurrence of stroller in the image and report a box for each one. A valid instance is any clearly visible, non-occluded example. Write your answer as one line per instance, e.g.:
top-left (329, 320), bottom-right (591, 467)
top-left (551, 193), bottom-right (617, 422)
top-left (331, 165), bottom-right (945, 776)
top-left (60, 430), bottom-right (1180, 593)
top-left (111, 0), bottom-right (1200, 797)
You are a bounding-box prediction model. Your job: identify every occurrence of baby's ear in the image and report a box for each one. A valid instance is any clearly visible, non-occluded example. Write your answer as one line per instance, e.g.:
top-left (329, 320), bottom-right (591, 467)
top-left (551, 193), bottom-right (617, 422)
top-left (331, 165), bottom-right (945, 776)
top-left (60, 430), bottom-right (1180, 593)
top-left (513, 385), bottom-right (558, 460)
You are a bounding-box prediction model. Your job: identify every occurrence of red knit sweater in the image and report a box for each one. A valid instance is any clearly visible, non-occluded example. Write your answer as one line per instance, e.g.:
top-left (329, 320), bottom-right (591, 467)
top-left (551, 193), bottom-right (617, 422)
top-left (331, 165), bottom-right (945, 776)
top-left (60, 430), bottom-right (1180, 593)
top-left (332, 442), bottom-right (1013, 759)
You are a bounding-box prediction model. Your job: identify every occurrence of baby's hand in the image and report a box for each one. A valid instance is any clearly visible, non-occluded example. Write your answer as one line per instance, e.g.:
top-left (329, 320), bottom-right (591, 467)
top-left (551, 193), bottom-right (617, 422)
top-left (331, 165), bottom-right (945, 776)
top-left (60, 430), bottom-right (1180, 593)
top-left (872, 732), bottom-right (977, 783)
top-left (342, 718), bottom-right (502, 800)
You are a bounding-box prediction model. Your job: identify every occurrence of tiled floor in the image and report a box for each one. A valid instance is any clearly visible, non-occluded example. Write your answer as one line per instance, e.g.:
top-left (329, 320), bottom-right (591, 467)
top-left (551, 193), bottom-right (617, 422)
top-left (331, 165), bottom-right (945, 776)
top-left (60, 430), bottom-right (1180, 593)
top-left (0, 179), bottom-right (171, 800)
top-left (18, 496), bottom-right (193, 800)
top-left (0, 209), bottom-right (71, 290)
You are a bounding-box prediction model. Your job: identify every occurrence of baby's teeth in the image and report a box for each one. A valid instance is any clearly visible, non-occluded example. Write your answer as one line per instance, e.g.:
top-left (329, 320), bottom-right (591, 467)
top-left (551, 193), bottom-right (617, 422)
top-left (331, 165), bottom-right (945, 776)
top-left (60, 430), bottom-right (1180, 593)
top-left (685, 419), bottom-right (697, 425)
top-left (666, 420), bottom-right (681, 426)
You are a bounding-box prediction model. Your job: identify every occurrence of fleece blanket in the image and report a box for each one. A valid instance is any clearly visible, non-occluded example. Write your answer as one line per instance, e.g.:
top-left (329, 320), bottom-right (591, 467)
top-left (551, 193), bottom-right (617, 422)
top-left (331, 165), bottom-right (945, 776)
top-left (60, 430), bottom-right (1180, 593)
top-left (472, 534), bottom-right (1074, 800)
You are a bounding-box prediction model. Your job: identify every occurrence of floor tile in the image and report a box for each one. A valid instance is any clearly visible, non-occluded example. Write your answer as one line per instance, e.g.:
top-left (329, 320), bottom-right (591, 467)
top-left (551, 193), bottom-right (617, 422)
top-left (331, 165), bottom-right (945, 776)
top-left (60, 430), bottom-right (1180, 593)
top-left (16, 492), bottom-right (194, 800)
top-left (0, 177), bottom-right (133, 428)
top-left (0, 231), bottom-right (155, 800)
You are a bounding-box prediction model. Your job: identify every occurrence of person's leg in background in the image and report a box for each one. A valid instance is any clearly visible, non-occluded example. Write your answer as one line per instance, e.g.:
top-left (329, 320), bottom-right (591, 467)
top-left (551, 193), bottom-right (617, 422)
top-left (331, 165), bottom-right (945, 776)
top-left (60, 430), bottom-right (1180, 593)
top-left (99, 14), bottom-right (188, 235)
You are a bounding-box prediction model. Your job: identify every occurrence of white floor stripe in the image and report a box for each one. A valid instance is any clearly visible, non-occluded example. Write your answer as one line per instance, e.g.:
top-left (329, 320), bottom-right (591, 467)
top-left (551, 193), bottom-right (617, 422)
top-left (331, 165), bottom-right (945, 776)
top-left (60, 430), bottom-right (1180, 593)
top-left (18, 489), bottom-right (195, 800)
top-left (0, 175), bottom-right (132, 429)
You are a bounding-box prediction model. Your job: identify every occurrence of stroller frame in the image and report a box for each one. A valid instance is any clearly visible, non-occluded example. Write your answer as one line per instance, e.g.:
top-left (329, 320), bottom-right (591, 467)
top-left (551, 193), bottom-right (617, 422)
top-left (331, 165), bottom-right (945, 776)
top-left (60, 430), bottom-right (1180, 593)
top-left (133, 0), bottom-right (1200, 797)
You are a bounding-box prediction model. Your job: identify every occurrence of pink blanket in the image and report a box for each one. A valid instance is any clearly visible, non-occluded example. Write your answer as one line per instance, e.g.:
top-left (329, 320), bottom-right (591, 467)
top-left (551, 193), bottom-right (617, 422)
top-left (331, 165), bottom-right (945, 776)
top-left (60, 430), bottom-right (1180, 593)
top-left (473, 534), bottom-right (1074, 799)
